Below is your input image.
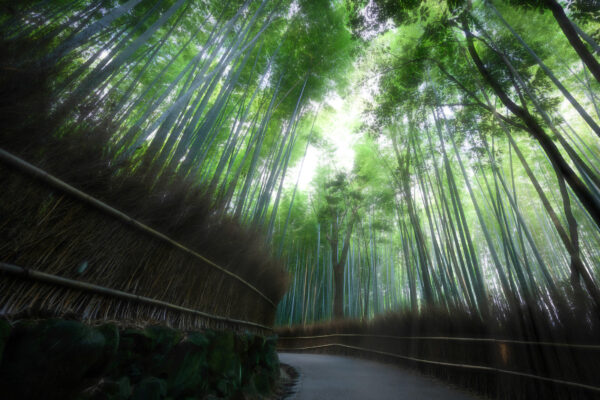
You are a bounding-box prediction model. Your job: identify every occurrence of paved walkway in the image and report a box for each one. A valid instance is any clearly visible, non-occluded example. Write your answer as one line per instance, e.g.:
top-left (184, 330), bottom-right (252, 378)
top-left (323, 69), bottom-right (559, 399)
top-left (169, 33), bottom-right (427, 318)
top-left (278, 353), bottom-right (479, 400)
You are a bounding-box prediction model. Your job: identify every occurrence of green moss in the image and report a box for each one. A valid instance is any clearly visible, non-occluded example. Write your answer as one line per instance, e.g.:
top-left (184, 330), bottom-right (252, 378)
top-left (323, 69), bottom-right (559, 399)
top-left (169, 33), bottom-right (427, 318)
top-left (0, 320), bottom-right (278, 400)
top-left (121, 328), bottom-right (154, 353)
top-left (116, 325), bottom-right (185, 383)
top-left (131, 376), bottom-right (167, 400)
top-left (251, 367), bottom-right (274, 395)
top-left (0, 319), bottom-right (11, 365)
top-left (206, 331), bottom-right (242, 397)
top-left (114, 331), bottom-right (145, 383)
top-left (261, 337), bottom-right (280, 377)
top-left (187, 331), bottom-right (210, 347)
top-left (239, 334), bottom-right (264, 386)
top-left (91, 324), bottom-right (120, 376)
top-left (0, 319), bottom-right (108, 399)
top-left (158, 336), bottom-right (210, 397)
top-left (144, 325), bottom-right (183, 354)
top-left (78, 376), bottom-right (132, 400)
top-left (115, 377), bottom-right (133, 400)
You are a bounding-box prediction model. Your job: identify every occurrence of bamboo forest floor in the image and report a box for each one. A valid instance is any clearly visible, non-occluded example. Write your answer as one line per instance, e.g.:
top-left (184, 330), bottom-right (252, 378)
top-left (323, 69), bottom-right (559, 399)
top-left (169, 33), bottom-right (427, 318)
top-left (278, 353), bottom-right (480, 400)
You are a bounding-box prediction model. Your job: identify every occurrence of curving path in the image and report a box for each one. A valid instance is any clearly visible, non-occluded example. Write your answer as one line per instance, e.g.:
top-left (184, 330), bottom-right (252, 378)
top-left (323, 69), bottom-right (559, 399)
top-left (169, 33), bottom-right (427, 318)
top-left (278, 353), bottom-right (480, 400)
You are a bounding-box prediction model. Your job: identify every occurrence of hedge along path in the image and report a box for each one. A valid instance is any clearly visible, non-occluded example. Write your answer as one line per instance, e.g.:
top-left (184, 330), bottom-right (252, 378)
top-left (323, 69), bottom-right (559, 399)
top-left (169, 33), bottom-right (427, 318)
top-left (277, 333), bottom-right (600, 350)
top-left (281, 343), bottom-right (600, 394)
top-left (0, 262), bottom-right (271, 331)
top-left (0, 148), bottom-right (276, 309)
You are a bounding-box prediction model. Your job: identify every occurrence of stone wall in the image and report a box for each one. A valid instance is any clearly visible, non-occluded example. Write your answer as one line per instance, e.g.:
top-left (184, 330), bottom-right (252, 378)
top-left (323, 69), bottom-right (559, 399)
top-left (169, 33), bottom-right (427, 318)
top-left (0, 318), bottom-right (279, 400)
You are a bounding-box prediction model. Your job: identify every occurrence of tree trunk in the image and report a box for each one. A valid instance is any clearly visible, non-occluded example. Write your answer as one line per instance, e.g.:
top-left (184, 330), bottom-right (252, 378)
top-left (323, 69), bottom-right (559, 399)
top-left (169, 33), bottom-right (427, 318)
top-left (545, 0), bottom-right (600, 84)
top-left (461, 17), bottom-right (600, 230)
top-left (331, 215), bottom-right (357, 319)
top-left (333, 261), bottom-right (345, 318)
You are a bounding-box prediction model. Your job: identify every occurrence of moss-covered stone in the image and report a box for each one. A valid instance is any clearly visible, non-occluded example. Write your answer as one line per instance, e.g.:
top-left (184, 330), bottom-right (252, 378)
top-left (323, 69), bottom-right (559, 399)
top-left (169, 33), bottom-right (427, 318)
top-left (145, 325), bottom-right (183, 353)
top-left (206, 331), bottom-right (242, 397)
top-left (121, 325), bottom-right (182, 354)
top-left (115, 325), bottom-right (185, 384)
top-left (247, 335), bottom-right (265, 368)
top-left (239, 334), bottom-right (265, 388)
top-left (131, 376), bottom-right (167, 400)
top-left (0, 319), bottom-right (280, 400)
top-left (91, 324), bottom-right (120, 376)
top-left (188, 331), bottom-right (210, 347)
top-left (0, 319), bottom-right (11, 365)
top-left (121, 327), bottom-right (155, 353)
top-left (115, 330), bottom-right (149, 382)
top-left (0, 319), bottom-right (109, 399)
top-left (261, 337), bottom-right (280, 377)
top-left (98, 324), bottom-right (120, 353)
top-left (251, 367), bottom-right (274, 395)
top-left (78, 376), bottom-right (132, 400)
top-left (157, 334), bottom-right (210, 397)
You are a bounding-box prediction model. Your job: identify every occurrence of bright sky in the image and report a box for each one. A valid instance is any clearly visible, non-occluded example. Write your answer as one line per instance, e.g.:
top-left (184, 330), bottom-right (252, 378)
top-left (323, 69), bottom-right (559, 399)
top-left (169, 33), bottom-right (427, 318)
top-left (285, 91), bottom-right (360, 191)
top-left (283, 24), bottom-right (385, 193)
top-left (322, 92), bottom-right (358, 170)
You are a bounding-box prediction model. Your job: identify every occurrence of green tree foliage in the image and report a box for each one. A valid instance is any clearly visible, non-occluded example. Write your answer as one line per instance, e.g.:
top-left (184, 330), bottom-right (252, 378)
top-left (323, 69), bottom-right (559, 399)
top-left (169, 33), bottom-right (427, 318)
top-left (277, 0), bottom-right (600, 325)
top-left (2, 0), bottom-right (600, 330)
top-left (1, 0), bottom-right (355, 238)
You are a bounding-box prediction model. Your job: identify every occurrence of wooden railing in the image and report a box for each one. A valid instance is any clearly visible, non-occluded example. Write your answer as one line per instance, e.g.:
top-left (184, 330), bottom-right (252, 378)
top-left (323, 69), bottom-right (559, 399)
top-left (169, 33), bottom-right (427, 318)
top-left (278, 333), bottom-right (600, 396)
top-left (0, 148), bottom-right (276, 333)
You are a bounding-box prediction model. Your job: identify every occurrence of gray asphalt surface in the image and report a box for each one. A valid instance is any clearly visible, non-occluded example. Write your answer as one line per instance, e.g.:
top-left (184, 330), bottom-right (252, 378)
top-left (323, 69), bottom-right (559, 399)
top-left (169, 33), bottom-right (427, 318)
top-left (278, 353), bottom-right (479, 400)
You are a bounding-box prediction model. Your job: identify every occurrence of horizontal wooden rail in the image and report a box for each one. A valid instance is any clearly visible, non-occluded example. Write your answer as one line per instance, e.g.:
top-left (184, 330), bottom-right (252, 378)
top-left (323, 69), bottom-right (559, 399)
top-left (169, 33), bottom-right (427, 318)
top-left (280, 343), bottom-right (600, 393)
top-left (0, 262), bottom-right (272, 331)
top-left (0, 148), bottom-right (275, 308)
top-left (278, 333), bottom-right (600, 350)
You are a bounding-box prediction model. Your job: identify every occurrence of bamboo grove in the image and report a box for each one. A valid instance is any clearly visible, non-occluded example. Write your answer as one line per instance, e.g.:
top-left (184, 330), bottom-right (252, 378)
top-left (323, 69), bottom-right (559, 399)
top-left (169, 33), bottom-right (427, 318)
top-left (1, 0), bottom-right (600, 343)
top-left (276, 0), bottom-right (600, 330)
top-left (1, 0), bottom-right (354, 232)
top-left (0, 0), bottom-right (354, 326)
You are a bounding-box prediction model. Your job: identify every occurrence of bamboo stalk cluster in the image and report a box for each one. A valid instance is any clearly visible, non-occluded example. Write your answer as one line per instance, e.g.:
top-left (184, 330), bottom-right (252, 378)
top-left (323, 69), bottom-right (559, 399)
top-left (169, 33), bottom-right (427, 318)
top-left (0, 0), bottom-right (347, 327)
top-left (277, 0), bottom-right (600, 328)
